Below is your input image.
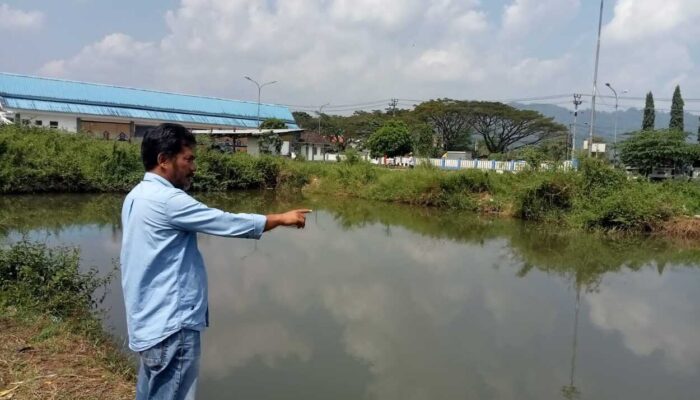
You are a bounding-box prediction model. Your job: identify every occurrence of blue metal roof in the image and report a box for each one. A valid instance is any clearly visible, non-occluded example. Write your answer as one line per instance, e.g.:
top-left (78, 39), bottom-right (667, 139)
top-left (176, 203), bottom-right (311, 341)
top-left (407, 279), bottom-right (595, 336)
top-left (0, 72), bottom-right (297, 128)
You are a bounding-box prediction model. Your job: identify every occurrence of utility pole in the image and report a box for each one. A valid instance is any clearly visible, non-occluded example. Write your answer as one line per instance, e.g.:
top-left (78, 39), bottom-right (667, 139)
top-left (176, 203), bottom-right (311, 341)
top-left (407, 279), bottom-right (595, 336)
top-left (317, 103), bottom-right (330, 136)
top-left (244, 76), bottom-right (277, 130)
top-left (588, 0), bottom-right (604, 156)
top-left (388, 98), bottom-right (399, 117)
top-left (572, 94), bottom-right (583, 161)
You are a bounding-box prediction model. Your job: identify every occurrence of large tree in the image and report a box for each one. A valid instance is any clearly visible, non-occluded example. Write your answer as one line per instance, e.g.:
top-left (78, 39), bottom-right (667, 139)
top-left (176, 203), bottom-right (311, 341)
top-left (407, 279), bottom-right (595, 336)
top-left (259, 118), bottom-right (287, 129)
top-left (619, 129), bottom-right (693, 176)
top-left (467, 102), bottom-right (567, 153)
top-left (669, 85), bottom-right (684, 131)
top-left (413, 99), bottom-right (472, 151)
top-left (642, 92), bottom-right (655, 131)
top-left (365, 120), bottom-right (413, 158)
top-left (292, 111), bottom-right (315, 129)
top-left (411, 123), bottom-right (440, 157)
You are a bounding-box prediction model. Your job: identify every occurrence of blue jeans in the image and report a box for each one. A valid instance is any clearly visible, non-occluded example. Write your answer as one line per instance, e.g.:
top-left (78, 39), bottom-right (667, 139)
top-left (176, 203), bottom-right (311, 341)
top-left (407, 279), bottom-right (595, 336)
top-left (136, 329), bottom-right (201, 400)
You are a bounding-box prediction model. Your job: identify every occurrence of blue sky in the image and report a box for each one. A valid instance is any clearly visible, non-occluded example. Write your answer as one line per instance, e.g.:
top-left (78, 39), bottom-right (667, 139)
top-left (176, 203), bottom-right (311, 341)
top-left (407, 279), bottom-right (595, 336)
top-left (2, 0), bottom-right (698, 114)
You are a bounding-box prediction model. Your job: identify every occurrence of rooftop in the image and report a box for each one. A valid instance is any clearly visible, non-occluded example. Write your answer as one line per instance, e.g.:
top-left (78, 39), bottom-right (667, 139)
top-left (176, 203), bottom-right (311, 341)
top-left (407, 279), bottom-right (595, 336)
top-left (0, 73), bottom-right (297, 128)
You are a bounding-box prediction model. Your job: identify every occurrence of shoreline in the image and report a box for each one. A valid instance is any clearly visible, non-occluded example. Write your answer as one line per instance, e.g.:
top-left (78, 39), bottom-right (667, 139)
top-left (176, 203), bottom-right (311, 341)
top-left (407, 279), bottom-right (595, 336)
top-left (0, 308), bottom-right (135, 400)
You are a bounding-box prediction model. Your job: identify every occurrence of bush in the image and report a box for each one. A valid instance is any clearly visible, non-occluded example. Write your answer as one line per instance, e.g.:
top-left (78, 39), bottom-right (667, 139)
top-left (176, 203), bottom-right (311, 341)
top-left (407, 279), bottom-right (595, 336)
top-left (0, 241), bottom-right (112, 318)
top-left (517, 172), bottom-right (577, 221)
top-left (576, 182), bottom-right (679, 231)
top-left (579, 157), bottom-right (626, 195)
top-left (0, 125), bottom-right (309, 193)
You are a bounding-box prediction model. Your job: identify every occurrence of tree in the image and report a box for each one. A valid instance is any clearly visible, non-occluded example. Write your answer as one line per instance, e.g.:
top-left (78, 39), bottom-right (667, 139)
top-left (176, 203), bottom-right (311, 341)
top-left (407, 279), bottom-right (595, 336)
top-left (669, 85), bottom-right (684, 131)
top-left (292, 112), bottom-right (315, 129)
top-left (365, 120), bottom-right (413, 158)
top-left (257, 131), bottom-right (283, 154)
top-left (468, 102), bottom-right (567, 153)
top-left (411, 123), bottom-right (439, 157)
top-left (413, 99), bottom-right (472, 151)
top-left (260, 118), bottom-right (287, 129)
top-left (642, 92), bottom-right (655, 131)
top-left (619, 129), bottom-right (693, 176)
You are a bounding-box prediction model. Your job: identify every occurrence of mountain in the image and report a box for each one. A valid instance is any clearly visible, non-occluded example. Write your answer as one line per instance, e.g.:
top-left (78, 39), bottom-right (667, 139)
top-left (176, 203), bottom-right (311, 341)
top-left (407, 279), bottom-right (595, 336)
top-left (512, 103), bottom-right (700, 145)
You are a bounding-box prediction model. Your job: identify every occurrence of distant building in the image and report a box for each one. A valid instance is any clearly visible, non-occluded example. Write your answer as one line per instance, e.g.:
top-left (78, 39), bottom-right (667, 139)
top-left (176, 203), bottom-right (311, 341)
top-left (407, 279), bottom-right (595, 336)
top-left (0, 72), bottom-right (298, 141)
top-left (442, 151), bottom-right (473, 160)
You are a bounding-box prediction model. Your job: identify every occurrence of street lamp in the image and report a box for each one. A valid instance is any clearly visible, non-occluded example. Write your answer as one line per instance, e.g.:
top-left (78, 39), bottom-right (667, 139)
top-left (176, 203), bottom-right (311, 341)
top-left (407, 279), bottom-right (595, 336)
top-left (605, 83), bottom-right (628, 163)
top-left (316, 103), bottom-right (330, 136)
top-left (588, 0), bottom-right (604, 157)
top-left (244, 76), bottom-right (278, 130)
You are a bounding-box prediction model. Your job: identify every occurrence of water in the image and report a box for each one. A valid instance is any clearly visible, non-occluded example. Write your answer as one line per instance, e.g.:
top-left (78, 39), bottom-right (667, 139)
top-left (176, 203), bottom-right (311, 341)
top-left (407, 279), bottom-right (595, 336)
top-left (2, 193), bottom-right (700, 400)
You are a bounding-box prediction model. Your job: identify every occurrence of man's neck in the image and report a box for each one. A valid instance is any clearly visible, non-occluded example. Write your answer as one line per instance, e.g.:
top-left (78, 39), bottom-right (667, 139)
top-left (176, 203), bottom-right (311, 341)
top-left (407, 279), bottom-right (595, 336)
top-left (149, 169), bottom-right (173, 185)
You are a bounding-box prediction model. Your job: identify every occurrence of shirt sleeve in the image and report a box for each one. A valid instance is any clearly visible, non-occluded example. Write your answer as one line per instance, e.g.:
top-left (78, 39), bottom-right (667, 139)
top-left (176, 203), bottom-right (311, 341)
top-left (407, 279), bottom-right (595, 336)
top-left (165, 191), bottom-right (266, 239)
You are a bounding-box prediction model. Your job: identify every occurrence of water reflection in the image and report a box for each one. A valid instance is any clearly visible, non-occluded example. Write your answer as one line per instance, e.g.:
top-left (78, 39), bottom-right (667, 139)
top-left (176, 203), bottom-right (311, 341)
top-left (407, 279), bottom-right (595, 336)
top-left (2, 193), bottom-right (700, 399)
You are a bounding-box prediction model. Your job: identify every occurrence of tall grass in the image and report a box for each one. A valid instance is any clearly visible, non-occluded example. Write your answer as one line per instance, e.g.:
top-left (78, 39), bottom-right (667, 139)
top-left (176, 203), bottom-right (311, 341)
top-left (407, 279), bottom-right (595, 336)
top-left (306, 157), bottom-right (700, 233)
top-left (0, 125), bottom-right (313, 193)
top-left (2, 124), bottom-right (700, 233)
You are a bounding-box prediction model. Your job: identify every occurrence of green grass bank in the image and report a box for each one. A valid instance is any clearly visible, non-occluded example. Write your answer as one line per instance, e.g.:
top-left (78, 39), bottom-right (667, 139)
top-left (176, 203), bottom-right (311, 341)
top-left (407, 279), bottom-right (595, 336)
top-left (2, 125), bottom-right (700, 235)
top-left (0, 241), bottom-right (135, 399)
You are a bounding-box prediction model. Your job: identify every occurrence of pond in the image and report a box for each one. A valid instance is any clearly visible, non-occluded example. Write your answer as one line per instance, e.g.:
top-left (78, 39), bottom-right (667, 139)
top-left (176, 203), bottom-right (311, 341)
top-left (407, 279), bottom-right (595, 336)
top-left (2, 193), bottom-right (700, 400)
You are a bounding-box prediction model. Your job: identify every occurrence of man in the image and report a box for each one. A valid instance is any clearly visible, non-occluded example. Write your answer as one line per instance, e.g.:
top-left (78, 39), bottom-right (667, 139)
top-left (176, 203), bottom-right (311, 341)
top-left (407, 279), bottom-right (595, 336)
top-left (120, 123), bottom-right (309, 399)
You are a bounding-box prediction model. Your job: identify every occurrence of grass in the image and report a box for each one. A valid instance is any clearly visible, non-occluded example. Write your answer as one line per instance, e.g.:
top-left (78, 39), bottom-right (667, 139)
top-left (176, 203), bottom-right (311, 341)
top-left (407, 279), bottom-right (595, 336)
top-left (0, 241), bottom-right (135, 399)
top-left (304, 158), bottom-right (700, 235)
top-left (2, 124), bottom-right (700, 235)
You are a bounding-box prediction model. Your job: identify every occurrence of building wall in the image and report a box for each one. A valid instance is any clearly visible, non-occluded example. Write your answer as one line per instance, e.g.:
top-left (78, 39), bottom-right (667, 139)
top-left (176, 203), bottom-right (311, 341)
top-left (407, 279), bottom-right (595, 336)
top-left (15, 112), bottom-right (77, 131)
top-left (81, 120), bottom-right (132, 141)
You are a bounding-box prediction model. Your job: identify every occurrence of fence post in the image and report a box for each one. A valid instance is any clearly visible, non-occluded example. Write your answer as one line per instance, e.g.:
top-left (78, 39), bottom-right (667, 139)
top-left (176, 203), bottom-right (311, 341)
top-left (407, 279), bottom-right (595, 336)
top-left (441, 158), bottom-right (446, 169)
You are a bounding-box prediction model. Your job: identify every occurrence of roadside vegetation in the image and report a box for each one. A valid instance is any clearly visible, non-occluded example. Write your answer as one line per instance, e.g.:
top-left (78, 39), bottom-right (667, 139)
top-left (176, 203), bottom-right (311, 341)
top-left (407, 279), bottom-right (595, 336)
top-left (2, 125), bottom-right (700, 236)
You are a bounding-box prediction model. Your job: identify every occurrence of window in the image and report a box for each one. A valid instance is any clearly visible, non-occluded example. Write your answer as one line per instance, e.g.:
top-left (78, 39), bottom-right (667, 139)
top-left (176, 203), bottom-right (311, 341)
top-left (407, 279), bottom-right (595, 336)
top-left (49, 121), bottom-right (59, 129)
top-left (102, 131), bottom-right (110, 140)
top-left (35, 120), bottom-right (43, 126)
top-left (21, 119), bottom-right (30, 126)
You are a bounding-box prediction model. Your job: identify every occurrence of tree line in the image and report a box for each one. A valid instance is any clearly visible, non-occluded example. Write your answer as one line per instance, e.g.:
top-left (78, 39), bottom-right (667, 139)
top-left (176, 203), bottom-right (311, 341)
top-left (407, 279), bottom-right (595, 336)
top-left (292, 99), bottom-right (568, 158)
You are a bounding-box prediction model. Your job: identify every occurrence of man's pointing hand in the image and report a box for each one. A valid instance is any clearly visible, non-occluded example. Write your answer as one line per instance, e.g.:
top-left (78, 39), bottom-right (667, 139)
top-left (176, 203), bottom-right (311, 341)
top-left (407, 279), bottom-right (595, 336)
top-left (264, 209), bottom-right (312, 231)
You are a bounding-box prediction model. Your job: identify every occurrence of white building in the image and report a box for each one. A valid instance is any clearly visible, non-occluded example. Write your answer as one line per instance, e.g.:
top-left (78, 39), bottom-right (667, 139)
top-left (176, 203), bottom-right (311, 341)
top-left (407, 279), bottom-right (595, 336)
top-left (0, 72), bottom-right (299, 145)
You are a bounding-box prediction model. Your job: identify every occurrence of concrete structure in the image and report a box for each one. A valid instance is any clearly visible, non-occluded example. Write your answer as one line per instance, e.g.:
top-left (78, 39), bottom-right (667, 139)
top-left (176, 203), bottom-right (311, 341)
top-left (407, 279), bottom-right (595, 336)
top-left (191, 128), bottom-right (305, 156)
top-left (0, 73), bottom-right (297, 141)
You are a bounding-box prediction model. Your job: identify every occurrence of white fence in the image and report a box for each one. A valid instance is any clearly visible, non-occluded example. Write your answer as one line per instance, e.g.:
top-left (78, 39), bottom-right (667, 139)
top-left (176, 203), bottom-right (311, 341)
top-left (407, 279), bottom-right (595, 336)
top-left (370, 157), bottom-right (576, 172)
top-left (295, 153), bottom-right (577, 172)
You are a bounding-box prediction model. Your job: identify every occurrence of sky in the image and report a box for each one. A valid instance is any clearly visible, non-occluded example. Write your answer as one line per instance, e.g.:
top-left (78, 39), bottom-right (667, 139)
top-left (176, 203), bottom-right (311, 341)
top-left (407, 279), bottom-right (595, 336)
top-left (2, 0), bottom-right (700, 114)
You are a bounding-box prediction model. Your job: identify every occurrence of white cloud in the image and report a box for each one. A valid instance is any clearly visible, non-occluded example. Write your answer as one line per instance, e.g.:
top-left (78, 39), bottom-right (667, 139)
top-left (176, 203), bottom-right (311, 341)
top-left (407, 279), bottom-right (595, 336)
top-left (0, 3), bottom-right (45, 31)
top-left (39, 33), bottom-right (156, 87)
top-left (502, 0), bottom-right (580, 36)
top-left (32, 0), bottom-right (700, 110)
top-left (587, 270), bottom-right (700, 374)
top-left (604, 0), bottom-right (700, 44)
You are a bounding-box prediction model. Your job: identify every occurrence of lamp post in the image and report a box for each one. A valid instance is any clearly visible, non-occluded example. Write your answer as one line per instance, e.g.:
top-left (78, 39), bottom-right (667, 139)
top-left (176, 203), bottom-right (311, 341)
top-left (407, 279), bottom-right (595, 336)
top-left (588, 0), bottom-right (604, 157)
top-left (316, 103), bottom-right (330, 136)
top-left (244, 76), bottom-right (277, 130)
top-left (605, 83), bottom-right (627, 163)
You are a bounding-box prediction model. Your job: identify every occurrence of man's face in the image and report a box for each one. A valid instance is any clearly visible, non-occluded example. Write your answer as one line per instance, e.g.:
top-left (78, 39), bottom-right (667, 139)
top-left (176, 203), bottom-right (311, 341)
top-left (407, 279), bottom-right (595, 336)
top-left (168, 146), bottom-right (196, 190)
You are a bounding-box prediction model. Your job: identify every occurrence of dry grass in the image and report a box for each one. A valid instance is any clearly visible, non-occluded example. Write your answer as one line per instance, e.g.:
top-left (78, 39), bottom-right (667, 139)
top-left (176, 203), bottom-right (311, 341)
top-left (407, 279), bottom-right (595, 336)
top-left (660, 216), bottom-right (700, 239)
top-left (0, 309), bottom-right (135, 400)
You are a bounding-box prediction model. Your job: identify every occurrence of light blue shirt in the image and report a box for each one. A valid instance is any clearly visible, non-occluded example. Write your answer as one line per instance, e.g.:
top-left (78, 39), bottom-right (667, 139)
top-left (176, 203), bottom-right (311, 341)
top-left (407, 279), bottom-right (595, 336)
top-left (120, 172), bottom-right (266, 351)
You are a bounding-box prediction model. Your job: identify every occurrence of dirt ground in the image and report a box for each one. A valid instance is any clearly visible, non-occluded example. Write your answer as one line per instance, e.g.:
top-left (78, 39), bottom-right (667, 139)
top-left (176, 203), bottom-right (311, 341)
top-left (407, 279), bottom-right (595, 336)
top-left (0, 310), bottom-right (135, 400)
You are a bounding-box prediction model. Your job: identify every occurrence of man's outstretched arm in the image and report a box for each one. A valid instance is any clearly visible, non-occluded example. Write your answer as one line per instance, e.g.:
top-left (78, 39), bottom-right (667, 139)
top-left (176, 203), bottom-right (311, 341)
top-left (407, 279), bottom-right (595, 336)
top-left (264, 209), bottom-right (312, 231)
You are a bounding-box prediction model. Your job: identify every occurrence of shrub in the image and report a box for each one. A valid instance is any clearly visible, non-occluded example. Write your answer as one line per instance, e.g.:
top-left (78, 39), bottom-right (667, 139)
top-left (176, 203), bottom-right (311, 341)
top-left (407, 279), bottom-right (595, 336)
top-left (0, 241), bottom-right (112, 318)
top-left (517, 172), bottom-right (577, 221)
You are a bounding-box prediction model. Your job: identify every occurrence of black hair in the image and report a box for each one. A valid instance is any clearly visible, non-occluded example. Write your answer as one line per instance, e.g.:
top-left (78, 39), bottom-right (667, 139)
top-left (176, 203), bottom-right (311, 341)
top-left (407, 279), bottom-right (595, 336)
top-left (141, 123), bottom-right (196, 170)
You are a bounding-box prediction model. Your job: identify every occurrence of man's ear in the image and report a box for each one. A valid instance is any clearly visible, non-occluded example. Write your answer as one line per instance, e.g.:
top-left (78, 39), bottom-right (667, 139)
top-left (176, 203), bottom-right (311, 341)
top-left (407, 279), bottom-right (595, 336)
top-left (157, 153), bottom-right (171, 169)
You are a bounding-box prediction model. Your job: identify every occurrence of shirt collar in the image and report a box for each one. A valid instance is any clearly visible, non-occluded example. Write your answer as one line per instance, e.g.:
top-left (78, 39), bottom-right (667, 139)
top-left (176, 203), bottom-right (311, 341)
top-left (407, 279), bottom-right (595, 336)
top-left (143, 172), bottom-right (174, 188)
